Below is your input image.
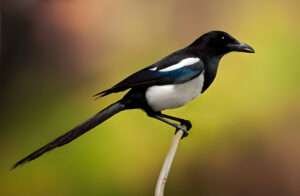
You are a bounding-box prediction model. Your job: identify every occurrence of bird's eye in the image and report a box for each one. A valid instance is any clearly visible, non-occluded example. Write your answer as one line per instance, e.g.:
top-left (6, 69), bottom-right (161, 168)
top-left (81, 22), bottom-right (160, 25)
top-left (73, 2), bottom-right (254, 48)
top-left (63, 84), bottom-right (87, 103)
top-left (221, 36), bottom-right (225, 40)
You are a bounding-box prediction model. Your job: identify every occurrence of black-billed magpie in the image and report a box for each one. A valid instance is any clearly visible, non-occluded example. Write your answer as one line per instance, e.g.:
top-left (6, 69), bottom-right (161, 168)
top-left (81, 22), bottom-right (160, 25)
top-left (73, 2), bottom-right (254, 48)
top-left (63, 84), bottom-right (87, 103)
top-left (13, 31), bottom-right (254, 169)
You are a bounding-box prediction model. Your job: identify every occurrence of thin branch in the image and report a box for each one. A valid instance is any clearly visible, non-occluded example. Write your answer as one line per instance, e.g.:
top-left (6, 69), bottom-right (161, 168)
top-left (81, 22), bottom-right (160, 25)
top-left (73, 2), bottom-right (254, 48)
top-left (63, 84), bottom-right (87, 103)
top-left (155, 129), bottom-right (184, 196)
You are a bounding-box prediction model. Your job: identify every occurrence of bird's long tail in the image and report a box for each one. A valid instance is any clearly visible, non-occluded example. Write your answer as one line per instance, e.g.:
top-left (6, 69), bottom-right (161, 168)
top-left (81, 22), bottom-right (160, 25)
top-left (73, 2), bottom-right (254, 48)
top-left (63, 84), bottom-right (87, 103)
top-left (12, 101), bottom-right (126, 169)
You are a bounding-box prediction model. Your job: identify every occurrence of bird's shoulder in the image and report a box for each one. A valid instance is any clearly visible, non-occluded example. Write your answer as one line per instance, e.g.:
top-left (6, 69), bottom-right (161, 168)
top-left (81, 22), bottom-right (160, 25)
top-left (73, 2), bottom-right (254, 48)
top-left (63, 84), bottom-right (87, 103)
top-left (147, 48), bottom-right (202, 71)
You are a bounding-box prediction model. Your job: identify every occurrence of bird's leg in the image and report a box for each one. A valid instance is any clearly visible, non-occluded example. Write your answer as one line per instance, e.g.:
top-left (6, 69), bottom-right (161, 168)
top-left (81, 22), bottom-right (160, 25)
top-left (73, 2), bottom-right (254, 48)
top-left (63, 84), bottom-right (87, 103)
top-left (157, 113), bottom-right (192, 138)
top-left (150, 115), bottom-right (185, 130)
top-left (158, 113), bottom-right (192, 130)
top-left (146, 111), bottom-right (189, 138)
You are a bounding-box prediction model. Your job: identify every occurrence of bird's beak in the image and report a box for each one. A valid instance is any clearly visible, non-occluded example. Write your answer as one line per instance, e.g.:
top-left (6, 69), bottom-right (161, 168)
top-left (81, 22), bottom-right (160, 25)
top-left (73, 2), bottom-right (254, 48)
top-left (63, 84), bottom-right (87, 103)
top-left (227, 42), bottom-right (255, 53)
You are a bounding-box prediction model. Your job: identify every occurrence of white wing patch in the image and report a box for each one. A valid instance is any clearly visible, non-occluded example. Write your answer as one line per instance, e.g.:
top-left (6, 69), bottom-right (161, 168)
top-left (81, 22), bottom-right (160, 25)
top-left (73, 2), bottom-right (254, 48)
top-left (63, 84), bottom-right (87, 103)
top-left (149, 57), bottom-right (200, 72)
top-left (149, 67), bottom-right (158, 71)
top-left (159, 57), bottom-right (200, 72)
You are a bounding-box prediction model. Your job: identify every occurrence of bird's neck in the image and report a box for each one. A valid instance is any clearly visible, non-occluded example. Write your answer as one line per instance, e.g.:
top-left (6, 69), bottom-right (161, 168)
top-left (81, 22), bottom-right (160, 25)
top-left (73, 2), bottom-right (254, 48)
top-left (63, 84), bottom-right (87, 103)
top-left (201, 55), bottom-right (222, 92)
top-left (208, 55), bottom-right (222, 66)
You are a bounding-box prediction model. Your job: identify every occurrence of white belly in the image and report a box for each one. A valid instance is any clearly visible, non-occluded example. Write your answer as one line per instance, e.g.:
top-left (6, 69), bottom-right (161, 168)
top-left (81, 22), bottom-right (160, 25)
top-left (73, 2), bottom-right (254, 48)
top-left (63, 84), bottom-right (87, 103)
top-left (145, 73), bottom-right (204, 111)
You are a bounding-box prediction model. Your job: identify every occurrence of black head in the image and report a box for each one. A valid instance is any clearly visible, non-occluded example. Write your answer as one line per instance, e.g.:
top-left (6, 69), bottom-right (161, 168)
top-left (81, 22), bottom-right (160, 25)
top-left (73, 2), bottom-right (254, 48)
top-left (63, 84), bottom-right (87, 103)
top-left (189, 31), bottom-right (255, 56)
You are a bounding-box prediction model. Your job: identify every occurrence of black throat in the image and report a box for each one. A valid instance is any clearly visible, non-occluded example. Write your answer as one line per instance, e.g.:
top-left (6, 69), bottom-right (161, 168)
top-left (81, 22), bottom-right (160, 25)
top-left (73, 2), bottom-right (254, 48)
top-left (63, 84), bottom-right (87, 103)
top-left (201, 55), bottom-right (222, 93)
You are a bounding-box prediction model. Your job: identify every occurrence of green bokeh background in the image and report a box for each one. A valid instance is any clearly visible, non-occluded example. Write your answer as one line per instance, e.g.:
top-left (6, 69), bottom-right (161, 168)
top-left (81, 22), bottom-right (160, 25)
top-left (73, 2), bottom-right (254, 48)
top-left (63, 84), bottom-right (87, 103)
top-left (2, 0), bottom-right (300, 195)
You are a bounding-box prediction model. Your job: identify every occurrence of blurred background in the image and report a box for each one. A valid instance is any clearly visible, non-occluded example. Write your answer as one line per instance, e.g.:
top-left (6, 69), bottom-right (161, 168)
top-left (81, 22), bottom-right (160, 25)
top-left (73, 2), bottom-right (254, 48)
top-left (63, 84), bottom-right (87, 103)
top-left (1, 0), bottom-right (300, 195)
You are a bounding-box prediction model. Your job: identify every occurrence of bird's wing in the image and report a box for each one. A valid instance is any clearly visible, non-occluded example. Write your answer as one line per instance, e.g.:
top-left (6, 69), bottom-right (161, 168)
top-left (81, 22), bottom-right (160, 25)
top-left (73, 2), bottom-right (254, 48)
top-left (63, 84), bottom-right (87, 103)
top-left (94, 56), bottom-right (204, 97)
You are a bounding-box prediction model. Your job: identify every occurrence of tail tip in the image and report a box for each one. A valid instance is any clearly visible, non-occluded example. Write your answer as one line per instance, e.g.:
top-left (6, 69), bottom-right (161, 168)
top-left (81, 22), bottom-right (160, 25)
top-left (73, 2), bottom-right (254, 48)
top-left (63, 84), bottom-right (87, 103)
top-left (10, 162), bottom-right (21, 171)
top-left (11, 158), bottom-right (29, 171)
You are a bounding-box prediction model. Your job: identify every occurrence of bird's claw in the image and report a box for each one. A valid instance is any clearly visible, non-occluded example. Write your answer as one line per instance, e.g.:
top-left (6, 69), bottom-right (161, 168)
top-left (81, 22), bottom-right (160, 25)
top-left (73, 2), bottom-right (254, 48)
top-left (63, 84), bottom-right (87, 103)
top-left (175, 126), bottom-right (188, 139)
top-left (175, 120), bottom-right (192, 139)
top-left (181, 120), bottom-right (192, 131)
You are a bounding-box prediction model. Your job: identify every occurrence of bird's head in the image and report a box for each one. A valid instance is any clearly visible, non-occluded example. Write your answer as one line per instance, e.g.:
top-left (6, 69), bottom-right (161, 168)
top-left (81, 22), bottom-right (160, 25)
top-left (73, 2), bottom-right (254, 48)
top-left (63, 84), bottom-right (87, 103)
top-left (189, 31), bottom-right (255, 56)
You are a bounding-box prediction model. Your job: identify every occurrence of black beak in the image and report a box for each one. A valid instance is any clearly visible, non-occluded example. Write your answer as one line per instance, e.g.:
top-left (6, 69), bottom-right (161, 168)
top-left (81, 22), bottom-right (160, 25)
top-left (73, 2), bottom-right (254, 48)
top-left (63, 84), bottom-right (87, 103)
top-left (228, 42), bottom-right (255, 53)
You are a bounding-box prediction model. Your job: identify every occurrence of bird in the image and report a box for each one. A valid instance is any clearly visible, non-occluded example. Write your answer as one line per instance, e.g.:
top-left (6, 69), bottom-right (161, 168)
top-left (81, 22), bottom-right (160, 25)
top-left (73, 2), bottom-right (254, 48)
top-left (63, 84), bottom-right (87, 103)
top-left (12, 30), bottom-right (254, 169)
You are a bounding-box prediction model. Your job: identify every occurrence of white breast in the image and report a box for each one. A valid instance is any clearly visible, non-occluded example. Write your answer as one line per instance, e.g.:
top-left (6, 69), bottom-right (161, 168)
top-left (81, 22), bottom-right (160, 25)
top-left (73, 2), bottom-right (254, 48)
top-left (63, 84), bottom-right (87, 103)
top-left (145, 73), bottom-right (205, 111)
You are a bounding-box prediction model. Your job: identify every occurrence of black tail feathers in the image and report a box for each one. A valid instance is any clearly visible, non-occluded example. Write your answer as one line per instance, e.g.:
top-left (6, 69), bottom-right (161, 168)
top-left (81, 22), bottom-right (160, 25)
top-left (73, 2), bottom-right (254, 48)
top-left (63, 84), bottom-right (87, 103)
top-left (12, 101), bottom-right (126, 170)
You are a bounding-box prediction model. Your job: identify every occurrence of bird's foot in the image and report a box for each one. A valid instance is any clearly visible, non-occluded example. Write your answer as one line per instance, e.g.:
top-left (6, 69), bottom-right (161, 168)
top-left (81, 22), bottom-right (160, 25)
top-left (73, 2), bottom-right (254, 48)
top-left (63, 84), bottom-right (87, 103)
top-left (175, 120), bottom-right (192, 139)
top-left (180, 120), bottom-right (192, 131)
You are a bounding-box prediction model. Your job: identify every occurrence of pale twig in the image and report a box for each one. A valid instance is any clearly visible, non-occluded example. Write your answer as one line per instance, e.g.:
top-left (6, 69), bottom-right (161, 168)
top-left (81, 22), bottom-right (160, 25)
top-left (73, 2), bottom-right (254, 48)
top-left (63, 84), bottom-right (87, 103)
top-left (155, 129), bottom-right (184, 196)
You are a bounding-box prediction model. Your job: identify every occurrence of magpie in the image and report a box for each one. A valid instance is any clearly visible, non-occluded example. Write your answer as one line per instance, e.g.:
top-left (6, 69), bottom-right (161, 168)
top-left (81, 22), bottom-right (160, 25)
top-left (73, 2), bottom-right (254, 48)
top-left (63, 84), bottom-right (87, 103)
top-left (12, 31), bottom-right (254, 169)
